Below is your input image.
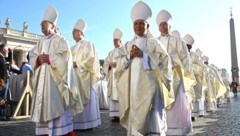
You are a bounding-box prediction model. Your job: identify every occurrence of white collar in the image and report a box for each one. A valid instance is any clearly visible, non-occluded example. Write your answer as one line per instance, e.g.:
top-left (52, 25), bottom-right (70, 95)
top-left (135, 33), bottom-right (148, 39)
top-left (77, 38), bottom-right (85, 44)
top-left (161, 34), bottom-right (170, 38)
top-left (44, 33), bottom-right (54, 39)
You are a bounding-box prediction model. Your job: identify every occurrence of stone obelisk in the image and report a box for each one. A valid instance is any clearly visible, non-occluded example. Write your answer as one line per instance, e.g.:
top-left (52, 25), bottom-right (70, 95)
top-left (230, 10), bottom-right (239, 82)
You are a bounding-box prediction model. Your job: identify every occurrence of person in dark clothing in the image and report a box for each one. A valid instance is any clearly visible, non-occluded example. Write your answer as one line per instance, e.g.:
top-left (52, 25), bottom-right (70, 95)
top-left (0, 44), bottom-right (10, 98)
top-left (231, 78), bottom-right (238, 97)
top-left (0, 43), bottom-right (10, 121)
top-left (4, 48), bottom-right (12, 62)
top-left (5, 48), bottom-right (22, 75)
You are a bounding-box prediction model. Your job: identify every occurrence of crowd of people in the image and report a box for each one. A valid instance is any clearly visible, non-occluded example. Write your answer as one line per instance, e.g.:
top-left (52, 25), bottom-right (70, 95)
top-left (0, 1), bottom-right (237, 136)
top-left (102, 2), bottom-right (232, 135)
top-left (0, 45), bottom-right (33, 121)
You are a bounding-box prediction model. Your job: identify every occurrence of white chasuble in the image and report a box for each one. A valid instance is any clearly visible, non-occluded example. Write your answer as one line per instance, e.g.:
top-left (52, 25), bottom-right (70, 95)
top-left (115, 34), bottom-right (173, 136)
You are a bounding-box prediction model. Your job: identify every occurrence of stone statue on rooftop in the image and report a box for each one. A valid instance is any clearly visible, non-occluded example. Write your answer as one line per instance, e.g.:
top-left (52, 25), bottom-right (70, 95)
top-left (23, 21), bottom-right (28, 32)
top-left (5, 18), bottom-right (11, 29)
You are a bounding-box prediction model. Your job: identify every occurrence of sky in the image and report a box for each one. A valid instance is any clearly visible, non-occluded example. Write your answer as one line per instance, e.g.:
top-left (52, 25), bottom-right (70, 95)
top-left (1, 0), bottom-right (240, 75)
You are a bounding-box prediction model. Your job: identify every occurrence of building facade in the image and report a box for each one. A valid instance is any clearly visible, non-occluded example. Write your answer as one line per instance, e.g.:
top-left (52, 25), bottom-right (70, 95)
top-left (0, 18), bottom-right (42, 67)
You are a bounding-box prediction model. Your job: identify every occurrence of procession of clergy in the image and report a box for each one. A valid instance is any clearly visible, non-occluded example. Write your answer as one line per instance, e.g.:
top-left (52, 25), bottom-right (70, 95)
top-left (28, 1), bottom-right (232, 136)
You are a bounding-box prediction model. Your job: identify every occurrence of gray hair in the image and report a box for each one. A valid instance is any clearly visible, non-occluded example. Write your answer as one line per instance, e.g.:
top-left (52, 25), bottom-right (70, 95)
top-left (0, 44), bottom-right (7, 52)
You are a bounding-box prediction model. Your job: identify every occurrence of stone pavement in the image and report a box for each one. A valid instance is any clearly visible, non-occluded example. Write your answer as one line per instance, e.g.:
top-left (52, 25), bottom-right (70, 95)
top-left (0, 93), bottom-right (239, 136)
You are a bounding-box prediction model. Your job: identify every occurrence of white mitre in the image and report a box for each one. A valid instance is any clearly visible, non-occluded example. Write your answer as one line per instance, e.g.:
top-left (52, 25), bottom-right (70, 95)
top-left (131, 1), bottom-right (152, 22)
top-left (183, 34), bottom-right (195, 46)
top-left (202, 55), bottom-right (209, 62)
top-left (156, 9), bottom-right (172, 26)
top-left (220, 69), bottom-right (227, 77)
top-left (43, 6), bottom-right (58, 25)
top-left (74, 19), bottom-right (87, 33)
top-left (210, 64), bottom-right (218, 70)
top-left (195, 48), bottom-right (203, 57)
top-left (172, 30), bottom-right (181, 38)
top-left (113, 28), bottom-right (123, 40)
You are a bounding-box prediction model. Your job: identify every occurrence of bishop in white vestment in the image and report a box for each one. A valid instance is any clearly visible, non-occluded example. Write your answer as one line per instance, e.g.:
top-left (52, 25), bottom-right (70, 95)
top-left (71, 19), bottom-right (101, 130)
top-left (156, 10), bottom-right (194, 135)
top-left (202, 56), bottom-right (216, 112)
top-left (30, 6), bottom-right (83, 136)
top-left (183, 34), bottom-right (200, 119)
top-left (210, 64), bottom-right (227, 105)
top-left (219, 69), bottom-right (231, 103)
top-left (103, 28), bottom-right (123, 120)
top-left (193, 49), bottom-right (207, 116)
top-left (115, 1), bottom-right (173, 136)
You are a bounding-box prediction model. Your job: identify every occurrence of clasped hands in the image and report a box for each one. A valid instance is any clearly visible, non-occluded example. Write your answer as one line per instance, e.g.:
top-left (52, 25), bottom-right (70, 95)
top-left (37, 54), bottom-right (50, 65)
top-left (130, 45), bottom-right (143, 59)
top-left (109, 62), bottom-right (117, 69)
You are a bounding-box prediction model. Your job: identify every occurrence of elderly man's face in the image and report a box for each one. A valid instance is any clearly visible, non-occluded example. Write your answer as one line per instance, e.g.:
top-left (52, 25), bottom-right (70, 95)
top-left (159, 22), bottom-right (169, 35)
top-left (113, 39), bottom-right (121, 48)
top-left (72, 29), bottom-right (83, 42)
top-left (2, 46), bottom-right (8, 57)
top-left (133, 20), bottom-right (149, 37)
top-left (41, 21), bottom-right (54, 36)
